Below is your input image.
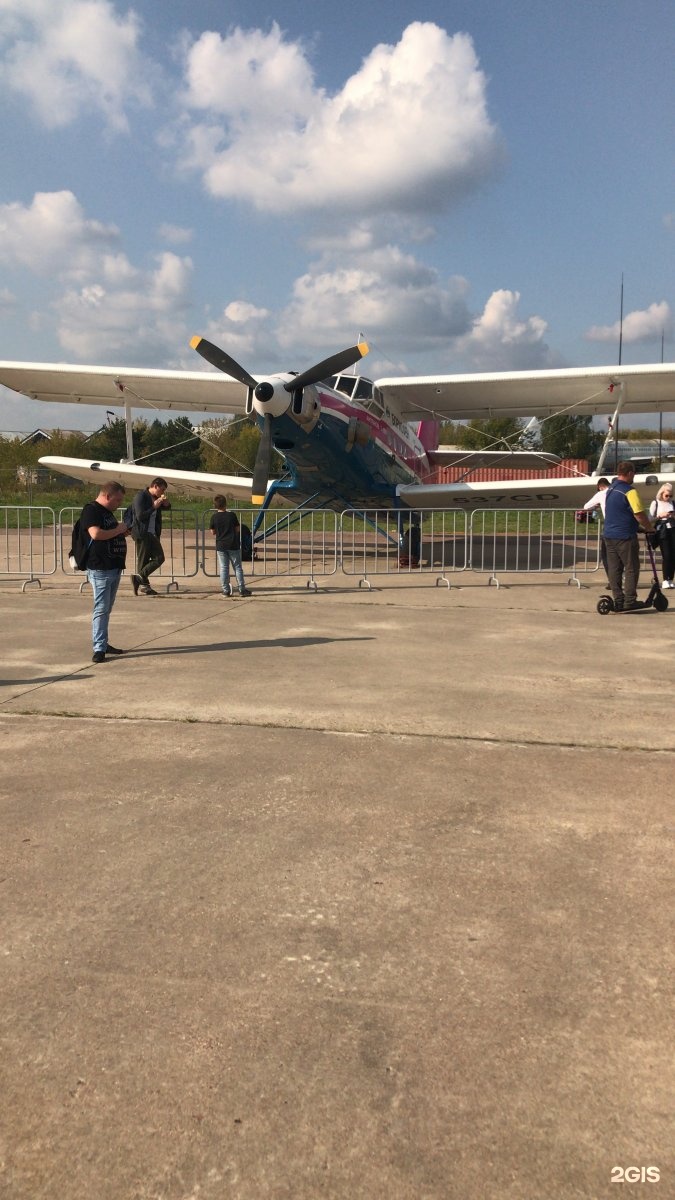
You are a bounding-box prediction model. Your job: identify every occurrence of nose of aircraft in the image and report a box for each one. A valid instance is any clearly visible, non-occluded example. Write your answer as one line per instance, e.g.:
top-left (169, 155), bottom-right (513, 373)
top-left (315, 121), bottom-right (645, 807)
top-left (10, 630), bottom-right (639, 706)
top-left (252, 379), bottom-right (293, 418)
top-left (190, 336), bottom-right (369, 506)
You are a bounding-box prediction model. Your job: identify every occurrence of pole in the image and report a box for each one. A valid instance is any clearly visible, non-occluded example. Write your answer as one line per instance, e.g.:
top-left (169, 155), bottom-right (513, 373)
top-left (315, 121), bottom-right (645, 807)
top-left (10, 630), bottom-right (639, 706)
top-left (614, 274), bottom-right (624, 471)
top-left (658, 329), bottom-right (664, 471)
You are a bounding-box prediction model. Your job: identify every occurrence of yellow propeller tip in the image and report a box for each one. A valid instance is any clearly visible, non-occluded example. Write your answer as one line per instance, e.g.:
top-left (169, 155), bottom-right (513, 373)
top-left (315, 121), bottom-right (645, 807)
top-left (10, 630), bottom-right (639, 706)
top-left (189, 335), bottom-right (202, 350)
top-left (358, 341), bottom-right (369, 357)
top-left (252, 494), bottom-right (265, 506)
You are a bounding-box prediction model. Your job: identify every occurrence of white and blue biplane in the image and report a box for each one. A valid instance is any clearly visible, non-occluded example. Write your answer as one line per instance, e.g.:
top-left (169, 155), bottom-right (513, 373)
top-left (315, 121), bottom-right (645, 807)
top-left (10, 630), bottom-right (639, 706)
top-left (1, 341), bottom-right (674, 519)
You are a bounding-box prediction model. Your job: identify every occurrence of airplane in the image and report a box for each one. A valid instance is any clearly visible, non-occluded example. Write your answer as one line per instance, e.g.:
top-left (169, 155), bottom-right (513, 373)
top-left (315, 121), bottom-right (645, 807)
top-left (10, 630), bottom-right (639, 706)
top-left (1, 344), bottom-right (675, 524)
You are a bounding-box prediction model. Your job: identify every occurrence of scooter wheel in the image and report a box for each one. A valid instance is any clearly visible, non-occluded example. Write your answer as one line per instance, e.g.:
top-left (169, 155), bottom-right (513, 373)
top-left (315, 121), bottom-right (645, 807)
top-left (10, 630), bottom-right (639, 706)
top-left (654, 591), bottom-right (669, 612)
top-left (597, 595), bottom-right (614, 615)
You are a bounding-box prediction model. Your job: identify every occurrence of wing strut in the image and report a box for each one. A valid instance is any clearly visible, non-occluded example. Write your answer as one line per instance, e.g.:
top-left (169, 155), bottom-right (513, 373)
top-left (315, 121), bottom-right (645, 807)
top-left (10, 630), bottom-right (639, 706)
top-left (594, 382), bottom-right (625, 476)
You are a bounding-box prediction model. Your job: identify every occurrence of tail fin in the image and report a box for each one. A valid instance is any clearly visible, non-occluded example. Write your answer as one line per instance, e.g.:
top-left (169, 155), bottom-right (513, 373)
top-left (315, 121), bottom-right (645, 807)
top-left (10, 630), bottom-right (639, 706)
top-left (415, 420), bottom-right (440, 452)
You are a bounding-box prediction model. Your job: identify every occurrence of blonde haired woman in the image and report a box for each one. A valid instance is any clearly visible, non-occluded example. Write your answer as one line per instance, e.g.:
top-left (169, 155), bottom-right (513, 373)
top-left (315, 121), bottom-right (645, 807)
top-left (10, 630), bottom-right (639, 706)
top-left (649, 483), bottom-right (675, 588)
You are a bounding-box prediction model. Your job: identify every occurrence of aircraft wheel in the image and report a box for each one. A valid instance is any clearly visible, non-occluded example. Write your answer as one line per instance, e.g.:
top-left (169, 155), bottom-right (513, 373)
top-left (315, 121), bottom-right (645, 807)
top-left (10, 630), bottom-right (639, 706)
top-left (654, 591), bottom-right (669, 612)
top-left (597, 595), bottom-right (614, 615)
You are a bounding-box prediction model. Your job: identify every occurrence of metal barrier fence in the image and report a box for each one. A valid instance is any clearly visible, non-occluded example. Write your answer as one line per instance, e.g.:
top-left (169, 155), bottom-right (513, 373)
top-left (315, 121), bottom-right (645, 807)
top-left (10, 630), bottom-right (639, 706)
top-left (468, 509), bottom-right (603, 587)
top-left (0, 504), bottom-right (626, 591)
top-left (339, 509), bottom-right (468, 587)
top-left (0, 506), bottom-right (57, 590)
top-left (200, 508), bottom-right (338, 589)
top-left (57, 508), bottom-right (200, 591)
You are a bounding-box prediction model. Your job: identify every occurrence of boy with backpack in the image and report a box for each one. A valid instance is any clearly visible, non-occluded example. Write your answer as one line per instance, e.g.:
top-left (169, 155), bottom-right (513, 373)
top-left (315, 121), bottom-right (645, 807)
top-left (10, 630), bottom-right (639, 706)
top-left (209, 495), bottom-right (252, 597)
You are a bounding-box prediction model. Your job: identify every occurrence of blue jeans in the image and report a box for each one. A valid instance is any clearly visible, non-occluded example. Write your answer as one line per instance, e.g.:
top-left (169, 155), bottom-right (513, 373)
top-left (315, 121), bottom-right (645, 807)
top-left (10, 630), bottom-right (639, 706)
top-left (217, 549), bottom-right (245, 593)
top-left (87, 568), bottom-right (122, 652)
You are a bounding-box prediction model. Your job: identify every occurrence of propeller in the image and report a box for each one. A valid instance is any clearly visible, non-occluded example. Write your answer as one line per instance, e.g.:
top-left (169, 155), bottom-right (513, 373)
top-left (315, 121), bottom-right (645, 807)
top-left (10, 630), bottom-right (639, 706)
top-left (252, 413), bottom-right (273, 505)
top-left (284, 342), bottom-right (369, 392)
top-left (190, 336), bottom-right (369, 505)
top-left (190, 335), bottom-right (258, 389)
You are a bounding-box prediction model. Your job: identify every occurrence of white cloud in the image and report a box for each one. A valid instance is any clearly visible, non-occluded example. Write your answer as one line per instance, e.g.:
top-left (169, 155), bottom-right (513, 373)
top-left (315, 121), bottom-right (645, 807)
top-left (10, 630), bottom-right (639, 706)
top-left (276, 244), bottom-right (472, 354)
top-left (0, 0), bottom-right (151, 130)
top-left (158, 223), bottom-right (194, 245)
top-left (0, 190), bottom-right (120, 280)
top-left (195, 301), bottom-right (273, 369)
top-left (0, 286), bottom-right (16, 313)
top-left (585, 301), bottom-right (672, 344)
top-left (55, 252), bottom-right (194, 360)
top-left (178, 21), bottom-right (501, 216)
top-left (0, 188), bottom-right (198, 364)
top-left (454, 290), bottom-right (553, 370)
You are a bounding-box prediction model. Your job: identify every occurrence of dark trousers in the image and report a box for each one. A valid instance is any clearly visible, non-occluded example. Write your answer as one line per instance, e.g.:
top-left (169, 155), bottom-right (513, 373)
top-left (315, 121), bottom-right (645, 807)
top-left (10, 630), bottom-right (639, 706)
top-left (135, 533), bottom-right (165, 582)
top-left (605, 536), bottom-right (640, 606)
top-left (600, 534), bottom-right (608, 577)
top-left (657, 527), bottom-right (675, 582)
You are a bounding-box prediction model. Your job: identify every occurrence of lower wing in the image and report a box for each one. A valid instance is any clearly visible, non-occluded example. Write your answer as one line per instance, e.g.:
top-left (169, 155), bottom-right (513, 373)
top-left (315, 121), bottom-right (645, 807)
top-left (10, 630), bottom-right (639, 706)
top-left (397, 474), bottom-right (661, 511)
top-left (38, 456), bottom-right (266, 502)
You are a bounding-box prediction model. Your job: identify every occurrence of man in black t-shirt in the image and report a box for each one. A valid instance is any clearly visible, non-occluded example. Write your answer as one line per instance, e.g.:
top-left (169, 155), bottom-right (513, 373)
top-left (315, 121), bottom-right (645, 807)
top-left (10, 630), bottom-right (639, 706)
top-left (209, 494), bottom-right (252, 597)
top-left (80, 481), bottom-right (132, 662)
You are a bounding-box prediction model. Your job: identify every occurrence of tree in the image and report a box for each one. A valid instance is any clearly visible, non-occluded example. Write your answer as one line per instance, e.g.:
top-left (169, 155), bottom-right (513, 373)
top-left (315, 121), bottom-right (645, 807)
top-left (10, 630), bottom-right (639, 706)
top-left (539, 415), bottom-right (602, 463)
top-left (85, 418), bottom-right (149, 462)
top-left (141, 418), bottom-right (201, 471)
top-left (453, 417), bottom-right (526, 451)
top-left (199, 418), bottom-right (283, 475)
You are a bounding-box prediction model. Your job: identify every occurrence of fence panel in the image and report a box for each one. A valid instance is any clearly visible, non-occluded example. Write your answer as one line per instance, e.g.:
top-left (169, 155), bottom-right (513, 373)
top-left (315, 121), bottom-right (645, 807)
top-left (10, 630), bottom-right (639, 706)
top-left (58, 508), bottom-right (200, 589)
top-left (0, 506), bottom-right (57, 588)
top-left (468, 509), bottom-right (601, 585)
top-left (200, 508), bottom-right (338, 588)
top-left (339, 509), bottom-right (468, 586)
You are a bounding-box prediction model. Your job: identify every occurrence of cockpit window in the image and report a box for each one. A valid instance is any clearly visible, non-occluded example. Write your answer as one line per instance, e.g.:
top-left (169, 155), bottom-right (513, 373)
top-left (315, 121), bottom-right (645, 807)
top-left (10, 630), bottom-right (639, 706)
top-left (353, 377), bottom-right (373, 400)
top-left (325, 373), bottom-right (375, 402)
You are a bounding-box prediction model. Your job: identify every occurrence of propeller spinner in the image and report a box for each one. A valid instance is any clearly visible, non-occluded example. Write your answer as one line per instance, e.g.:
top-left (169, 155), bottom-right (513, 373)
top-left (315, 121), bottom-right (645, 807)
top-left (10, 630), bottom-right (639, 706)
top-left (190, 336), bottom-right (369, 505)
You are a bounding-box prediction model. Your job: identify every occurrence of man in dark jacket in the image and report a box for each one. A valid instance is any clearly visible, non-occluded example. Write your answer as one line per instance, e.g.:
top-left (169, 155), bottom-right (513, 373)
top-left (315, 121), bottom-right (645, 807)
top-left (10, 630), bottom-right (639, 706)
top-left (129, 478), bottom-right (171, 596)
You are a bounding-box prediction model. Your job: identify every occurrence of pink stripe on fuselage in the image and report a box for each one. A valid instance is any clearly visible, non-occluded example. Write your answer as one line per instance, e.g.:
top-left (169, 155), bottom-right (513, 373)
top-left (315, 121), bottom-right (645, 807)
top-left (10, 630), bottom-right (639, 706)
top-left (317, 388), bottom-right (427, 477)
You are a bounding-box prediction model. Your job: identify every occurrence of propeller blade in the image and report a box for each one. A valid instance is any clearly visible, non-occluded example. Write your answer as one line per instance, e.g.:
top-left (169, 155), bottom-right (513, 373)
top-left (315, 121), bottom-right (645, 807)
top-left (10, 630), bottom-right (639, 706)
top-left (252, 412), bottom-right (273, 505)
top-left (285, 341), bottom-right (369, 392)
top-left (190, 335), bottom-right (258, 390)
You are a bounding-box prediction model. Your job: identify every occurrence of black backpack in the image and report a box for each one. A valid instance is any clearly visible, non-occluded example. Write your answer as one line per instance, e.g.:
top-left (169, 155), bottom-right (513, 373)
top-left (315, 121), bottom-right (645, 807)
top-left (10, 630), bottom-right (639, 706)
top-left (240, 523), bottom-right (253, 561)
top-left (68, 518), bottom-right (92, 571)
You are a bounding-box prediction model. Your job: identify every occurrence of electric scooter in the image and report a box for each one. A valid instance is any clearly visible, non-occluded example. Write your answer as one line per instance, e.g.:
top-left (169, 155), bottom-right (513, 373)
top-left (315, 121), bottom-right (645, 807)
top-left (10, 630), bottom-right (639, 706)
top-left (597, 533), bottom-right (669, 615)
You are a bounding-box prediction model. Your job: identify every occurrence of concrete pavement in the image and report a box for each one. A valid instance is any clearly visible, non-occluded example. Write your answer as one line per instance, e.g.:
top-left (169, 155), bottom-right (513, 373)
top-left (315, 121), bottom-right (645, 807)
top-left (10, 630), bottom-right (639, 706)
top-left (1, 574), bottom-right (673, 1199)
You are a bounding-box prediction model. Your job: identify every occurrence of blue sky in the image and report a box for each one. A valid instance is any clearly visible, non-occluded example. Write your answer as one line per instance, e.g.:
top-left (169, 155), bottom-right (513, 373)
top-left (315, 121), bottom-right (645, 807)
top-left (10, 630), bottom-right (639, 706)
top-left (0, 0), bottom-right (673, 429)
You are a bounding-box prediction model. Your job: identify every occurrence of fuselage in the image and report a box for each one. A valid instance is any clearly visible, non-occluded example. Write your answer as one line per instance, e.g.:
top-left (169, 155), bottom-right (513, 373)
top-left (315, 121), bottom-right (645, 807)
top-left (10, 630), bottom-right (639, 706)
top-left (255, 372), bottom-right (429, 510)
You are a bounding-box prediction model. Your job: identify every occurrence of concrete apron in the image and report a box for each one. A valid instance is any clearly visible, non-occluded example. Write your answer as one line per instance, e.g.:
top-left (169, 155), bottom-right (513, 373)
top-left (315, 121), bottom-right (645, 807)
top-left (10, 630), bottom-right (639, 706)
top-left (1, 577), bottom-right (673, 1199)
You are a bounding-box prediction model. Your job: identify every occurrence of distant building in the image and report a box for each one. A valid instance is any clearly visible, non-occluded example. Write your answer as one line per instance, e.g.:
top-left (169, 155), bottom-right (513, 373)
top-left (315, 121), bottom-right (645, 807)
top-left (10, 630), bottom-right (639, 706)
top-left (0, 428), bottom-right (102, 444)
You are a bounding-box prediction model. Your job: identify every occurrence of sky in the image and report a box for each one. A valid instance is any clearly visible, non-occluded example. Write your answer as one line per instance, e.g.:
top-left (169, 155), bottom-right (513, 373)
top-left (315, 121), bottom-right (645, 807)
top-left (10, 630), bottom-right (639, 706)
top-left (0, 0), bottom-right (673, 430)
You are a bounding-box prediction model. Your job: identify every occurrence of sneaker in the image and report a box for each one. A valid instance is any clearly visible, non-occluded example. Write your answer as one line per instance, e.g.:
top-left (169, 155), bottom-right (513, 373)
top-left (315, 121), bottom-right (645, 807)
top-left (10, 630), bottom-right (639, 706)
top-left (91, 651), bottom-right (106, 663)
top-left (663, 580), bottom-right (674, 589)
top-left (131, 574), bottom-right (141, 595)
top-left (239, 588), bottom-right (252, 597)
top-left (624, 599), bottom-right (645, 611)
top-left (105, 644), bottom-right (125, 655)
top-left (613, 599), bottom-right (624, 612)
top-left (222, 586), bottom-right (232, 597)
top-left (140, 584), bottom-right (159, 595)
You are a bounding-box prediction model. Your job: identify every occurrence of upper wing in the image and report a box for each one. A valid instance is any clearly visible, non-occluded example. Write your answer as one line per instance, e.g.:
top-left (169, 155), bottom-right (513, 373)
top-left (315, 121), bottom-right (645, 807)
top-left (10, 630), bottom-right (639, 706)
top-left (376, 363), bottom-right (675, 421)
top-left (38, 455), bottom-right (266, 502)
top-left (0, 361), bottom-right (249, 414)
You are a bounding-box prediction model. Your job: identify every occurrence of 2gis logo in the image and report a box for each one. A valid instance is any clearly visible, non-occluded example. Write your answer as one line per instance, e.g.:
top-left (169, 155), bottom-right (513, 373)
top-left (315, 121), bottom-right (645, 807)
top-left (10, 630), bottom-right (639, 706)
top-left (611, 1166), bottom-right (660, 1183)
